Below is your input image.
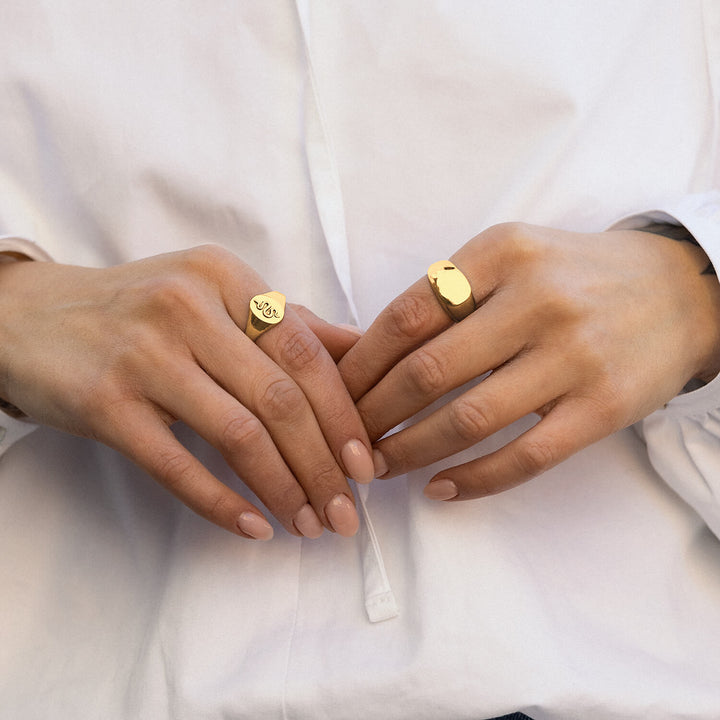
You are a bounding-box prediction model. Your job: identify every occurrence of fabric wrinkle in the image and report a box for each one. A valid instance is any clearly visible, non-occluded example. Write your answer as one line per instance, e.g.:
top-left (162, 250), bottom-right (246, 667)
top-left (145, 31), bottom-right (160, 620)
top-left (701, 0), bottom-right (720, 186)
top-left (280, 537), bottom-right (305, 720)
top-left (293, 0), bottom-right (398, 624)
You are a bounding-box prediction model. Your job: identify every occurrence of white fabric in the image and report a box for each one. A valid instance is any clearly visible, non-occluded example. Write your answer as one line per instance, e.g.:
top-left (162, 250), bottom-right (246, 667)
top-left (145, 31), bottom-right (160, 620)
top-left (1, 1), bottom-right (720, 718)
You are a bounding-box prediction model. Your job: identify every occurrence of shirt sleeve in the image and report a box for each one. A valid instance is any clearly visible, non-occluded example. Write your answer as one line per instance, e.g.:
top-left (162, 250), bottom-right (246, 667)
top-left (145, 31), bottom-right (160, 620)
top-left (0, 235), bottom-right (53, 457)
top-left (610, 191), bottom-right (720, 539)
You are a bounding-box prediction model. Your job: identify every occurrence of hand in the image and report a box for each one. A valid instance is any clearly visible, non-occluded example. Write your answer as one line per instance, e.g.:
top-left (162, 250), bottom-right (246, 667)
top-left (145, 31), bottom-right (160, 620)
top-left (0, 245), bottom-right (374, 539)
top-left (339, 222), bottom-right (720, 500)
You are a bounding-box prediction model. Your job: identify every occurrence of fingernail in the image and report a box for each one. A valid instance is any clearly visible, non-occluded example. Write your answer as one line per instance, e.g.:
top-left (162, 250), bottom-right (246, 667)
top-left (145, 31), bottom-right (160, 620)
top-left (373, 448), bottom-right (388, 478)
top-left (325, 493), bottom-right (360, 537)
top-left (336, 323), bottom-right (363, 337)
top-left (237, 512), bottom-right (274, 540)
top-left (341, 439), bottom-right (374, 484)
top-left (423, 479), bottom-right (458, 501)
top-left (293, 503), bottom-right (324, 539)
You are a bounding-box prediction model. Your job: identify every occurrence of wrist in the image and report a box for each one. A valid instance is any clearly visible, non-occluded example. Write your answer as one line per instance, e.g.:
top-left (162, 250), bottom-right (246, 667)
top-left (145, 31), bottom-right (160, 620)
top-left (0, 238), bottom-right (54, 417)
top-left (634, 223), bottom-right (720, 384)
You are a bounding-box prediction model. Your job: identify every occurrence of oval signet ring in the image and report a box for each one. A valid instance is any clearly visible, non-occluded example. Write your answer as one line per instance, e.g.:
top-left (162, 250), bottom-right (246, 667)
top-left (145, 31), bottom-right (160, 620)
top-left (427, 260), bottom-right (476, 322)
top-left (245, 291), bottom-right (286, 341)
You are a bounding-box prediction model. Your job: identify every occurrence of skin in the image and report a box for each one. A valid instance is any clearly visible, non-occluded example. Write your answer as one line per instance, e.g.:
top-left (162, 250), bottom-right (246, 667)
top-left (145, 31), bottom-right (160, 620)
top-left (339, 223), bottom-right (720, 501)
top-left (2, 224), bottom-right (718, 533)
top-left (0, 244), bottom-right (374, 540)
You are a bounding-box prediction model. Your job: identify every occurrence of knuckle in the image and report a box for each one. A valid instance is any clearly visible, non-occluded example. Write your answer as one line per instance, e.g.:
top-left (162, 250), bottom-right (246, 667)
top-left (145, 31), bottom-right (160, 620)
top-left (484, 220), bottom-right (528, 245)
top-left (448, 398), bottom-right (493, 443)
top-left (152, 448), bottom-right (196, 488)
top-left (120, 325), bottom-right (169, 370)
top-left (258, 480), bottom-right (303, 517)
top-left (218, 411), bottom-right (265, 454)
top-left (537, 286), bottom-right (582, 325)
top-left (320, 404), bottom-right (357, 442)
top-left (307, 460), bottom-right (343, 496)
top-left (487, 220), bottom-right (529, 240)
top-left (405, 347), bottom-right (449, 396)
top-left (184, 243), bottom-right (233, 269)
top-left (357, 403), bottom-right (385, 443)
top-left (205, 490), bottom-right (233, 525)
top-left (256, 376), bottom-right (305, 422)
top-left (515, 439), bottom-right (556, 477)
top-left (382, 438), bottom-right (412, 474)
top-left (134, 246), bottom-right (232, 316)
top-left (486, 221), bottom-right (542, 263)
top-left (463, 470), bottom-right (496, 498)
top-left (137, 274), bottom-right (198, 320)
top-left (279, 329), bottom-right (323, 373)
top-left (581, 388), bottom-right (624, 429)
top-left (388, 293), bottom-right (433, 340)
top-left (574, 331), bottom-right (612, 373)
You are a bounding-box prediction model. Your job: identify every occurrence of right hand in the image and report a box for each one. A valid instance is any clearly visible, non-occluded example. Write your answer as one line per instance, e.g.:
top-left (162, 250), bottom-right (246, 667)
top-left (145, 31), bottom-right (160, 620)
top-left (0, 245), bottom-right (375, 540)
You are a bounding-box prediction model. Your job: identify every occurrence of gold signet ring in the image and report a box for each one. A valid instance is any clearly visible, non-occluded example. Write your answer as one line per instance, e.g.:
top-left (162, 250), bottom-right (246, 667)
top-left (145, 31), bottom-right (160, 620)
top-left (427, 260), bottom-right (476, 322)
top-left (245, 291), bottom-right (286, 341)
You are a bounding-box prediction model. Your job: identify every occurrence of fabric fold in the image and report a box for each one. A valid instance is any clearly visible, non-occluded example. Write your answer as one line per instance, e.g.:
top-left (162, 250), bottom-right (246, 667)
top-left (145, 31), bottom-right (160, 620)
top-left (294, 0), bottom-right (398, 623)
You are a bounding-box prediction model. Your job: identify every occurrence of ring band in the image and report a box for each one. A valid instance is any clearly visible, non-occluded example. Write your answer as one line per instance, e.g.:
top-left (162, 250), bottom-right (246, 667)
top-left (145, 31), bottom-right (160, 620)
top-left (427, 260), bottom-right (476, 322)
top-left (245, 291), bottom-right (286, 341)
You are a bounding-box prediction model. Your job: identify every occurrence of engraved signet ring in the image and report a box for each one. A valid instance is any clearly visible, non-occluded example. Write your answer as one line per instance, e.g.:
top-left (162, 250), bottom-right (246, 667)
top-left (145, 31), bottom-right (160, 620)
top-left (245, 291), bottom-right (286, 341)
top-left (427, 260), bottom-right (476, 322)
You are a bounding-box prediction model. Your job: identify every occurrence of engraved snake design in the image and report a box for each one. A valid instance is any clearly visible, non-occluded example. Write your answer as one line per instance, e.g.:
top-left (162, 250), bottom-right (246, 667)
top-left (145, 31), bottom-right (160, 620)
top-left (253, 298), bottom-right (282, 320)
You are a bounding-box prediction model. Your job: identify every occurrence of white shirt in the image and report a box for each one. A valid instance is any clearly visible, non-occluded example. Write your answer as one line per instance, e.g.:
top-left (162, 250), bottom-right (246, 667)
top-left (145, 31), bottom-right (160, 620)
top-left (1, 2), bottom-right (720, 718)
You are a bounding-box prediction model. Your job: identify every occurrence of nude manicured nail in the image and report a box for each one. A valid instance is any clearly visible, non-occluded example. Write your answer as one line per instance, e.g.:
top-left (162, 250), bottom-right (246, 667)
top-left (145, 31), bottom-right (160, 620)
top-left (341, 439), bottom-right (374, 485)
top-left (373, 448), bottom-right (388, 478)
top-left (325, 493), bottom-right (360, 536)
top-left (293, 503), bottom-right (324, 539)
top-left (423, 479), bottom-right (458, 501)
top-left (237, 512), bottom-right (274, 541)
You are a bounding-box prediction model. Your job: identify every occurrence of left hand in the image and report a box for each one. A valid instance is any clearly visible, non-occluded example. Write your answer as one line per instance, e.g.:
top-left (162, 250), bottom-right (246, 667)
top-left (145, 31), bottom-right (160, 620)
top-left (339, 222), bottom-right (720, 501)
top-left (0, 247), bottom-right (373, 541)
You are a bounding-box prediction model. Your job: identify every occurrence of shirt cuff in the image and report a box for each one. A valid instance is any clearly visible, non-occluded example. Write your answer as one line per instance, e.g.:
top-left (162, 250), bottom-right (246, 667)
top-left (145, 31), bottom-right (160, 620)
top-left (0, 235), bottom-right (54, 263)
top-left (608, 190), bottom-right (720, 280)
top-left (608, 190), bottom-right (720, 400)
top-left (609, 191), bottom-right (720, 539)
top-left (0, 235), bottom-right (52, 454)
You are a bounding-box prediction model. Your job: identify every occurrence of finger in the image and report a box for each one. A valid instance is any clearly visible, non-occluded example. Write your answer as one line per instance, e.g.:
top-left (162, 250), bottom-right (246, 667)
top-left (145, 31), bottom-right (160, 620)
top-left (338, 281), bottom-right (451, 401)
top-left (222, 283), bottom-right (374, 490)
top-left (258, 307), bottom-right (375, 485)
top-left (191, 312), bottom-right (360, 536)
top-left (106, 402), bottom-right (276, 541)
top-left (422, 397), bottom-right (610, 501)
top-left (198, 256), bottom-right (365, 532)
top-left (374, 352), bottom-right (568, 479)
top-left (291, 304), bottom-right (363, 362)
top-left (338, 226), bottom-right (528, 401)
top-left (148, 361), bottom-right (327, 537)
top-left (356, 291), bottom-right (527, 441)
